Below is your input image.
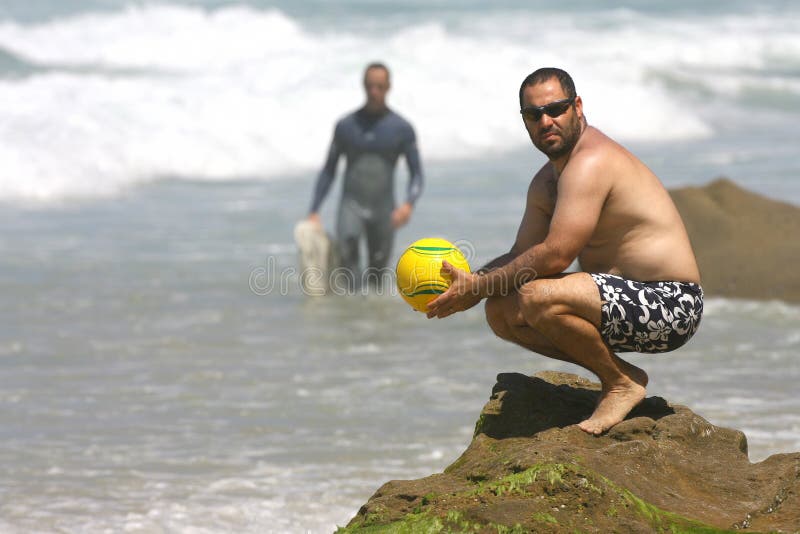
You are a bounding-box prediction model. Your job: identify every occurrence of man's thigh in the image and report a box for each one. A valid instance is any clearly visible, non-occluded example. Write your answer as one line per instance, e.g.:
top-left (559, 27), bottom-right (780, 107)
top-left (485, 291), bottom-right (568, 360)
top-left (364, 216), bottom-right (394, 270)
top-left (336, 200), bottom-right (364, 241)
top-left (518, 272), bottom-right (602, 328)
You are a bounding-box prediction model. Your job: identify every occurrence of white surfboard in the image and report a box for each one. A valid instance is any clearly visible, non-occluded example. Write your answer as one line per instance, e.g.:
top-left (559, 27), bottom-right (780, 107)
top-left (293, 220), bottom-right (336, 296)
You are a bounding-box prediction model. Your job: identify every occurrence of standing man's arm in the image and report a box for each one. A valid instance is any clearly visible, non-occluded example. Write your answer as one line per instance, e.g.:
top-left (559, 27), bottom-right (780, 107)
top-left (308, 124), bottom-right (342, 225)
top-left (392, 125), bottom-right (423, 228)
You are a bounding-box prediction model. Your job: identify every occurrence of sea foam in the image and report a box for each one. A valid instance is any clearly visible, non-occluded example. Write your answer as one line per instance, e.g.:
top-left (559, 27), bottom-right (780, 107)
top-left (0, 5), bottom-right (797, 201)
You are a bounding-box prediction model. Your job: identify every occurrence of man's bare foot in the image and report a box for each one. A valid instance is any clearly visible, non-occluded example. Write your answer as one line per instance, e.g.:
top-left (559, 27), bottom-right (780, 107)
top-left (578, 366), bottom-right (648, 435)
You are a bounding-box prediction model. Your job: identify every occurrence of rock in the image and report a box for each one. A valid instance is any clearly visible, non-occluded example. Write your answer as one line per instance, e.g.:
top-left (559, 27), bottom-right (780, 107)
top-left (670, 178), bottom-right (800, 302)
top-left (340, 372), bottom-right (800, 533)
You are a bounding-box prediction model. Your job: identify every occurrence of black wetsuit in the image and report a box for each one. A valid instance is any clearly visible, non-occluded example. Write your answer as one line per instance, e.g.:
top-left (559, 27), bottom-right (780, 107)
top-left (310, 107), bottom-right (423, 282)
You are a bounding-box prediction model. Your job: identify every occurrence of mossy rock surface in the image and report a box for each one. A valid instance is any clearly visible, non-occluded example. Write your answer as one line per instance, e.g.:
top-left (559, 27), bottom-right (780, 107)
top-left (341, 372), bottom-right (800, 533)
top-left (340, 461), bottom-right (739, 533)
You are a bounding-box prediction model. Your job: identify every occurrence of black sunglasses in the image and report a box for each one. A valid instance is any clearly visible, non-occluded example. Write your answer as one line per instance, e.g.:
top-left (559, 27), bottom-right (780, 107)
top-left (519, 97), bottom-right (575, 121)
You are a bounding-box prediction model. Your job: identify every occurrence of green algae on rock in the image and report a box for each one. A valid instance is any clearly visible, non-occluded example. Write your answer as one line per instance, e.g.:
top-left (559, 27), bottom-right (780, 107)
top-left (341, 372), bottom-right (800, 533)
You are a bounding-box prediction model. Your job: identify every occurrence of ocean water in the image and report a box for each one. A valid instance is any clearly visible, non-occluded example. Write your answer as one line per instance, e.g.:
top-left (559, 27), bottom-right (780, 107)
top-left (1, 1), bottom-right (799, 532)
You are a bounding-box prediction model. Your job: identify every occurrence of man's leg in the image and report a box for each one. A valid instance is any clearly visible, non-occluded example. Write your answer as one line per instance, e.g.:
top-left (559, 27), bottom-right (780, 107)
top-left (364, 212), bottom-right (394, 289)
top-left (335, 201), bottom-right (364, 293)
top-left (486, 273), bottom-right (648, 435)
top-left (485, 293), bottom-right (569, 361)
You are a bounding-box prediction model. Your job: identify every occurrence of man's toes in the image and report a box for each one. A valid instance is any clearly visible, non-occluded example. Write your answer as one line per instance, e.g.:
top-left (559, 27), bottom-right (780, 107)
top-left (577, 419), bottom-right (603, 435)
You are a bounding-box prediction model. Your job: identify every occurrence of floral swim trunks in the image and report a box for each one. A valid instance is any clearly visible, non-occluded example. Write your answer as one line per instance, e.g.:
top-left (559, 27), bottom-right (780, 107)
top-left (590, 273), bottom-right (704, 353)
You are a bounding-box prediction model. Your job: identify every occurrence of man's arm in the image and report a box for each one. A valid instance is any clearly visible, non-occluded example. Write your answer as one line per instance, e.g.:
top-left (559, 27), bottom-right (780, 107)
top-left (308, 124), bottom-right (342, 217)
top-left (476, 158), bottom-right (608, 298)
top-left (425, 164), bottom-right (554, 318)
top-left (392, 125), bottom-right (424, 228)
top-left (474, 164), bottom-right (555, 275)
top-left (475, 252), bottom-right (516, 275)
top-left (403, 126), bottom-right (423, 207)
top-left (427, 153), bottom-right (610, 319)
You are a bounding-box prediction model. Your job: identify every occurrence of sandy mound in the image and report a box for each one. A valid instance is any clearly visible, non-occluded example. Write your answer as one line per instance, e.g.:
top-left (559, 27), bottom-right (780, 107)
top-left (670, 178), bottom-right (800, 302)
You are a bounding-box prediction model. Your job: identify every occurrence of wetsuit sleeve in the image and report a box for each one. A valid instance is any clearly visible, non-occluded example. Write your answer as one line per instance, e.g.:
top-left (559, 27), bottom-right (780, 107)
top-left (403, 125), bottom-right (424, 206)
top-left (309, 123), bottom-right (342, 214)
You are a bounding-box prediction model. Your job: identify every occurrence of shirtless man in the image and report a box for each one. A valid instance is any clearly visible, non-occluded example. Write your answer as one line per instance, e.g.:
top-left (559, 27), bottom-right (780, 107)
top-left (426, 67), bottom-right (703, 435)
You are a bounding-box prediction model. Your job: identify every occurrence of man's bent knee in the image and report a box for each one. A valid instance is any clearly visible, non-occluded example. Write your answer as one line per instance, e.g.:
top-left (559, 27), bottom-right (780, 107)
top-left (486, 295), bottom-right (525, 341)
top-left (485, 297), bottom-right (509, 339)
top-left (518, 278), bottom-right (569, 329)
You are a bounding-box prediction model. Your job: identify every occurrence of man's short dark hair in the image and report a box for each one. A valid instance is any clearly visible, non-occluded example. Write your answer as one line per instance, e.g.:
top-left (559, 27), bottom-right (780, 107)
top-left (364, 62), bottom-right (390, 83)
top-left (518, 67), bottom-right (576, 108)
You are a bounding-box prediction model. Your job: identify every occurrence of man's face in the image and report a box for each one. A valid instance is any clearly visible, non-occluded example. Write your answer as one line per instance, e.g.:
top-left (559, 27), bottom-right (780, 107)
top-left (363, 67), bottom-right (390, 112)
top-left (521, 78), bottom-right (583, 159)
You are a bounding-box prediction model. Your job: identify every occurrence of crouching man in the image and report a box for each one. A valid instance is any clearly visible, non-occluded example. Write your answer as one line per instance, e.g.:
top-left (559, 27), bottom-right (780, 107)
top-left (427, 67), bottom-right (703, 435)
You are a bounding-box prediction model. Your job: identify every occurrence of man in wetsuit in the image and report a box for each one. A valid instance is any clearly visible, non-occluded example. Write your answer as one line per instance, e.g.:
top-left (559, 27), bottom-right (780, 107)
top-left (308, 63), bottom-right (423, 288)
top-left (426, 67), bottom-right (703, 435)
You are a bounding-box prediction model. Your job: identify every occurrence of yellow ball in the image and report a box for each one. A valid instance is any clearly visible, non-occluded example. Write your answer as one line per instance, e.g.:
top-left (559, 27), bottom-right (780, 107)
top-left (395, 238), bottom-right (471, 312)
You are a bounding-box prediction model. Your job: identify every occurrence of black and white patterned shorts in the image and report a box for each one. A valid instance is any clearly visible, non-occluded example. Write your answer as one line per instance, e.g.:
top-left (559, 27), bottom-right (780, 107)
top-left (591, 273), bottom-right (704, 353)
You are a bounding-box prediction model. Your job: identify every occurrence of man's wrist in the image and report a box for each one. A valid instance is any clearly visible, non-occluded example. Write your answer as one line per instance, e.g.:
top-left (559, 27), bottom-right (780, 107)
top-left (473, 271), bottom-right (489, 299)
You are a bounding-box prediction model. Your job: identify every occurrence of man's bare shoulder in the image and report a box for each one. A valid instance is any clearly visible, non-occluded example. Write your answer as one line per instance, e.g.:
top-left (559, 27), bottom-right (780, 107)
top-left (554, 128), bottom-right (615, 193)
top-left (569, 127), bottom-right (627, 167)
top-left (563, 126), bottom-right (644, 189)
top-left (576, 126), bottom-right (622, 150)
